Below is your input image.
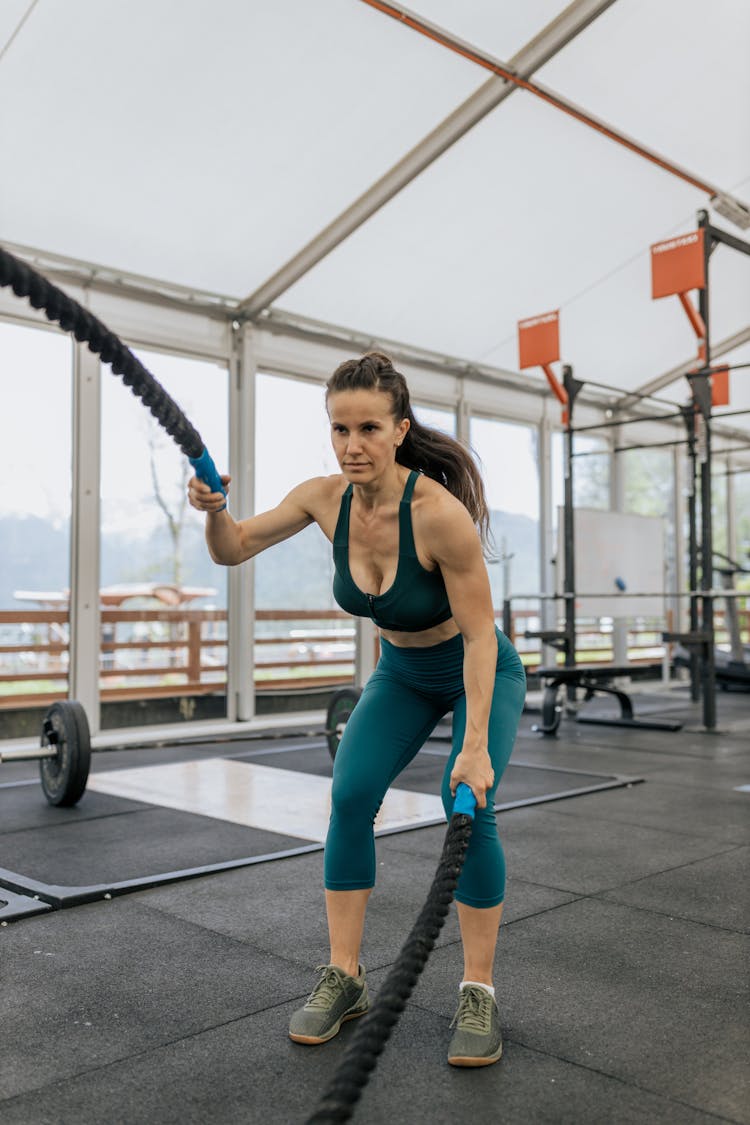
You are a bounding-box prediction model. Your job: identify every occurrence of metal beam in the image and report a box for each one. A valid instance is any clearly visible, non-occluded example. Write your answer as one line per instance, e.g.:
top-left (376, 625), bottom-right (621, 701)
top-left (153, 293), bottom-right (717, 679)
top-left (364, 0), bottom-right (746, 208)
top-left (238, 0), bottom-right (618, 317)
top-left (614, 325), bottom-right (750, 412)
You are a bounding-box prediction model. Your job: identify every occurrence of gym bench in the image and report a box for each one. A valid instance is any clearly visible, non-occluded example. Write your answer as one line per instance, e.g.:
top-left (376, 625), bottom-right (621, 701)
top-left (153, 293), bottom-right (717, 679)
top-left (534, 664), bottom-right (684, 737)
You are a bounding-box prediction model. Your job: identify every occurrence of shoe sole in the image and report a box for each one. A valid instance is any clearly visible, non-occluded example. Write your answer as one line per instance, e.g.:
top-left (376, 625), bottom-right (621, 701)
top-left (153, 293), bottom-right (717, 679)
top-left (448, 1047), bottom-right (503, 1068)
top-left (289, 1006), bottom-right (368, 1045)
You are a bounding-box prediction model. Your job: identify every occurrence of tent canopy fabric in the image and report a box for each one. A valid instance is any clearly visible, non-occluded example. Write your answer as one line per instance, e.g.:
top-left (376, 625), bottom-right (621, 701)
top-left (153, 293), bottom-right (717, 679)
top-left (1, 0), bottom-right (749, 413)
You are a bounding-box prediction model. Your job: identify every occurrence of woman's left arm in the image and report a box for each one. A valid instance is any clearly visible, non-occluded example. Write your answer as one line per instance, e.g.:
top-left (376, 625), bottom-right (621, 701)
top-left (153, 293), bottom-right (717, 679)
top-left (427, 497), bottom-right (498, 809)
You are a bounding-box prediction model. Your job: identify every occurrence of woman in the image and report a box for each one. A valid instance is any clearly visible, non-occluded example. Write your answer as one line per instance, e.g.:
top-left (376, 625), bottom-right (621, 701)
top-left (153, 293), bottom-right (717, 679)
top-left (188, 352), bottom-right (526, 1067)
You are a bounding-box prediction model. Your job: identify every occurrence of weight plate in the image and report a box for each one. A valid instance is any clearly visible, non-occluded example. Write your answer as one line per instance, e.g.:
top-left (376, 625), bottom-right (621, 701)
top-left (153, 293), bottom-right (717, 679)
top-left (325, 686), bottom-right (362, 761)
top-left (39, 700), bottom-right (92, 806)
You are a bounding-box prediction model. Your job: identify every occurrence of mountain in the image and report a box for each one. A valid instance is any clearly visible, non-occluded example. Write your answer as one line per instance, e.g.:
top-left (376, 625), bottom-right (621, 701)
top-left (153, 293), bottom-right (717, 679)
top-left (0, 510), bottom-right (539, 612)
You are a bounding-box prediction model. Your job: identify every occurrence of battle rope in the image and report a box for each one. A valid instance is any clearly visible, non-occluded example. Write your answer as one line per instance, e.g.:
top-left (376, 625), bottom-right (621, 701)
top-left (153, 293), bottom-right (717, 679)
top-left (306, 783), bottom-right (477, 1124)
top-left (0, 245), bottom-right (226, 504)
top-left (1, 242), bottom-right (479, 1119)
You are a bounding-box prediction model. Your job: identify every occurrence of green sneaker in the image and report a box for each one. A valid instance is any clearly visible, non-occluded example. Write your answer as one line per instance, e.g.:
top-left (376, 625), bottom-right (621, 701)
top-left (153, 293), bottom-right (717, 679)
top-left (447, 985), bottom-right (503, 1067)
top-left (289, 964), bottom-right (369, 1044)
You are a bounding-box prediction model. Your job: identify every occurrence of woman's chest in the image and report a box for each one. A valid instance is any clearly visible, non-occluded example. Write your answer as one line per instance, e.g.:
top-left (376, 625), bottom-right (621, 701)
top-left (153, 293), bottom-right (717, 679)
top-left (347, 507), bottom-right (434, 596)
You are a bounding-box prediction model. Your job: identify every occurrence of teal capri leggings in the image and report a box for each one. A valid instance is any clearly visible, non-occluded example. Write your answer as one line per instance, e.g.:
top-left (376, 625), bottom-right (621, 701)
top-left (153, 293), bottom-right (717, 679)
top-left (324, 626), bottom-right (526, 908)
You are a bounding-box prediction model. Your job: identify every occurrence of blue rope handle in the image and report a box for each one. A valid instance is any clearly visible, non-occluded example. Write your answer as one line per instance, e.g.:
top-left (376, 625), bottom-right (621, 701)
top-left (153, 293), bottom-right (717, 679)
top-left (452, 781), bottom-right (477, 818)
top-left (188, 448), bottom-right (227, 512)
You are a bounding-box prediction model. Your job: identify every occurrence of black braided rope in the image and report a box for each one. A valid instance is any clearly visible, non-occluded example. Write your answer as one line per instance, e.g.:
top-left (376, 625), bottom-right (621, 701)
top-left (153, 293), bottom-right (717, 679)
top-left (306, 812), bottom-right (474, 1124)
top-left (0, 246), bottom-right (205, 459)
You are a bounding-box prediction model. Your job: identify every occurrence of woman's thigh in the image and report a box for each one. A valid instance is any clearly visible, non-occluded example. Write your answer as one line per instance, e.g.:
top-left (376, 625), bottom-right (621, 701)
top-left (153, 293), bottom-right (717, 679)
top-left (332, 670), bottom-right (444, 819)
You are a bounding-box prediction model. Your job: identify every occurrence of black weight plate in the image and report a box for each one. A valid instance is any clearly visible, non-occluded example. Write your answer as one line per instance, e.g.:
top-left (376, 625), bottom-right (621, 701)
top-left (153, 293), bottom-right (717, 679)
top-left (39, 700), bottom-right (92, 806)
top-left (326, 686), bottom-right (362, 761)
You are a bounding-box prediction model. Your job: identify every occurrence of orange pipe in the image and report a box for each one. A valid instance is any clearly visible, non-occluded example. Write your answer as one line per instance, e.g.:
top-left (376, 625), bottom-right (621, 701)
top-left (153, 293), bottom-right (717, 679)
top-left (541, 362), bottom-right (568, 406)
top-left (678, 291), bottom-right (707, 343)
top-left (361, 0), bottom-right (714, 196)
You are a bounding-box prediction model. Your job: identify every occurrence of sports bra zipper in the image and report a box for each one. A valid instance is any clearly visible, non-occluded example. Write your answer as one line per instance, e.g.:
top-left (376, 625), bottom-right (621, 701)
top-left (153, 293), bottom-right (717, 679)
top-left (367, 593), bottom-right (376, 618)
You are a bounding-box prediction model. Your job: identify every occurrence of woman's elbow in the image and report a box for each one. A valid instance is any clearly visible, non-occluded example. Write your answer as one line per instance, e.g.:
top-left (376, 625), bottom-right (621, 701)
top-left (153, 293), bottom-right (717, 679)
top-left (207, 541), bottom-right (246, 566)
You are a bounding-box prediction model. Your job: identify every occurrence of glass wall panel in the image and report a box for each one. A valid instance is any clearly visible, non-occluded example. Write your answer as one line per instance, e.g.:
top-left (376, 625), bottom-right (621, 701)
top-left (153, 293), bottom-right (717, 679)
top-left (711, 459), bottom-right (749, 651)
top-left (413, 404), bottom-right (456, 436)
top-left (253, 373), bottom-right (350, 703)
top-left (551, 431), bottom-right (611, 663)
top-left (711, 465), bottom-right (729, 558)
top-left (469, 416), bottom-right (541, 604)
top-left (622, 446), bottom-right (675, 662)
top-left (552, 431), bottom-right (611, 515)
top-left (99, 349), bottom-right (228, 728)
top-left (734, 471), bottom-right (750, 646)
top-left (0, 322), bottom-right (72, 737)
top-left (623, 446), bottom-right (676, 583)
top-left (736, 472), bottom-right (750, 565)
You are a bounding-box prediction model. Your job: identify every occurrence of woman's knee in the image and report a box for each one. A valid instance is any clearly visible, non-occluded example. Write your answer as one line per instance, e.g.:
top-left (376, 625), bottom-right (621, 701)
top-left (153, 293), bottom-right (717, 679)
top-left (330, 771), bottom-right (382, 826)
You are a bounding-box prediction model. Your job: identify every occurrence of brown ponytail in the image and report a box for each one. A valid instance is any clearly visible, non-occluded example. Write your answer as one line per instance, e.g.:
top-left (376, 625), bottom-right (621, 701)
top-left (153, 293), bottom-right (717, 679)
top-left (326, 352), bottom-right (492, 551)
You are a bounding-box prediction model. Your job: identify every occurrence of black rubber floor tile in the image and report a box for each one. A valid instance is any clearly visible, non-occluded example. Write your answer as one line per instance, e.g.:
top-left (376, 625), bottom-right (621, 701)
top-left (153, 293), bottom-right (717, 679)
top-left (498, 803), bottom-right (738, 895)
top-left (137, 845), bottom-right (464, 970)
top-left (517, 715), bottom-right (747, 760)
top-left (0, 997), bottom-right (728, 1125)
top-left (0, 896), bottom-right (312, 1101)
top-left (411, 898), bottom-right (748, 1123)
top-left (502, 875), bottom-right (581, 923)
top-left (600, 845), bottom-right (750, 932)
top-left (0, 786), bottom-right (151, 834)
top-left (548, 778), bottom-right (750, 844)
top-left (512, 742), bottom-right (704, 779)
top-left (235, 741), bottom-right (334, 778)
top-left (648, 755), bottom-right (750, 792)
top-left (0, 807), bottom-right (310, 886)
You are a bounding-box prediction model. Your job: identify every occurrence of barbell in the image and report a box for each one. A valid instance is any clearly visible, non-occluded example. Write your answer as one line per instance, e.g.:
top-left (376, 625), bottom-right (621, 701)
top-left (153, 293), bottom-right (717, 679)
top-left (0, 688), bottom-right (366, 807)
top-left (0, 700), bottom-right (92, 806)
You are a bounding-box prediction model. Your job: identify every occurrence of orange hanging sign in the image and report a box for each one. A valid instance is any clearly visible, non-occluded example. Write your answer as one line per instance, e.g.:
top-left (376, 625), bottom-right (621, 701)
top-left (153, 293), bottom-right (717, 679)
top-left (518, 310), bottom-right (560, 369)
top-left (711, 366), bottom-right (730, 407)
top-left (651, 229), bottom-right (705, 299)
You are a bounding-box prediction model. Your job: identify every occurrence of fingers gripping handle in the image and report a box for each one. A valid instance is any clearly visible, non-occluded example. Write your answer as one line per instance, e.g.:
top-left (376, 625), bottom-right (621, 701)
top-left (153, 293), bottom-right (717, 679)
top-left (189, 448), bottom-right (226, 512)
top-left (452, 782), bottom-right (477, 819)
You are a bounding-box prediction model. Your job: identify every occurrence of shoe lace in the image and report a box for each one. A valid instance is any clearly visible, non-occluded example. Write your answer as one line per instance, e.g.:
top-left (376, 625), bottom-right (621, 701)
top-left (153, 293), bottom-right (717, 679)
top-left (450, 987), bottom-right (492, 1032)
top-left (305, 965), bottom-right (345, 1010)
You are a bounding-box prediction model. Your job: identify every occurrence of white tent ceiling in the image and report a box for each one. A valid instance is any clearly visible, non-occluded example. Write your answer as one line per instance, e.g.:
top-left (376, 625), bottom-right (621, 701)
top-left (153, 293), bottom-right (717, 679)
top-left (1, 0), bottom-right (749, 418)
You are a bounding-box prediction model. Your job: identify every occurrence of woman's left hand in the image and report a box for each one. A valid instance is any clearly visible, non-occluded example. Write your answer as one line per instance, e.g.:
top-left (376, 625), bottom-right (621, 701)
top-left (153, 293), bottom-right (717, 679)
top-left (449, 751), bottom-right (494, 810)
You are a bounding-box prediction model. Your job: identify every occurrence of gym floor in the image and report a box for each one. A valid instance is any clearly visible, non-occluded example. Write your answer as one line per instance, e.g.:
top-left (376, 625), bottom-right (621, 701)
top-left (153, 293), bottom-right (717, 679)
top-left (1, 687), bottom-right (748, 1125)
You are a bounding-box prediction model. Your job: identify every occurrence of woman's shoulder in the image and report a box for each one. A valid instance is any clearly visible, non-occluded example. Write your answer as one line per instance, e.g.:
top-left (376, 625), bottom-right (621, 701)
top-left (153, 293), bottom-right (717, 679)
top-left (292, 473), bottom-right (349, 510)
top-left (412, 471), bottom-right (460, 507)
top-left (412, 472), bottom-right (471, 530)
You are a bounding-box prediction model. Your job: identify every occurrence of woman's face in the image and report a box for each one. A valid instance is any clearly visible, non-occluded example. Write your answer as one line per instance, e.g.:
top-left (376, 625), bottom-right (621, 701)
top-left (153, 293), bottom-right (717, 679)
top-left (328, 389), bottom-right (409, 483)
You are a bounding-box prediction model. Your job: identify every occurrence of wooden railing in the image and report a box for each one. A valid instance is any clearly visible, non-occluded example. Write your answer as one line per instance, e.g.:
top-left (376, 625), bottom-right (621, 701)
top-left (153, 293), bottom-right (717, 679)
top-left (0, 607), bottom-right (356, 709)
top-left (1, 603), bottom-right (748, 709)
top-left (507, 605), bottom-right (750, 667)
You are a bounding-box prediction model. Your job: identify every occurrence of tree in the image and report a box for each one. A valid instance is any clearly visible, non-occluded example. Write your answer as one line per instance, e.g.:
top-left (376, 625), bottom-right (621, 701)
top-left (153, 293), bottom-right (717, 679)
top-left (145, 416), bottom-right (190, 587)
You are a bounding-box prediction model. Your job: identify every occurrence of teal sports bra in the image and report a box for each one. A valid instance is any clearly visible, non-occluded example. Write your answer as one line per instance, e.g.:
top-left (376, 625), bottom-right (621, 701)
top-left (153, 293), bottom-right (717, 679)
top-left (332, 470), bottom-right (453, 632)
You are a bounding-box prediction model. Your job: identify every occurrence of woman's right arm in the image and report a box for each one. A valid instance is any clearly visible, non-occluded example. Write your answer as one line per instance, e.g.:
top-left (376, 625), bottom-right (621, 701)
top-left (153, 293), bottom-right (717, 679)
top-left (188, 474), bottom-right (320, 566)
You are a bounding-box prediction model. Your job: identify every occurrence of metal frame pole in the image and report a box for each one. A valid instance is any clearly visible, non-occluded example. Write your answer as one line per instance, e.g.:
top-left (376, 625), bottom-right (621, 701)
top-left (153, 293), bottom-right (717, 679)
top-left (609, 424), bottom-right (629, 666)
top-left (227, 322), bottom-right (256, 721)
top-left (681, 404), bottom-right (701, 702)
top-left (538, 407), bottom-right (556, 666)
top-left (562, 366), bottom-right (584, 679)
top-left (696, 210), bottom-right (717, 729)
top-left (69, 340), bottom-right (101, 732)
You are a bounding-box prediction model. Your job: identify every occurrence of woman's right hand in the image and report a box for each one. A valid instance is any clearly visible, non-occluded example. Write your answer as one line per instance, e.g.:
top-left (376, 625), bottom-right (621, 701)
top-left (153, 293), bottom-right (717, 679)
top-left (187, 473), bottom-right (231, 513)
